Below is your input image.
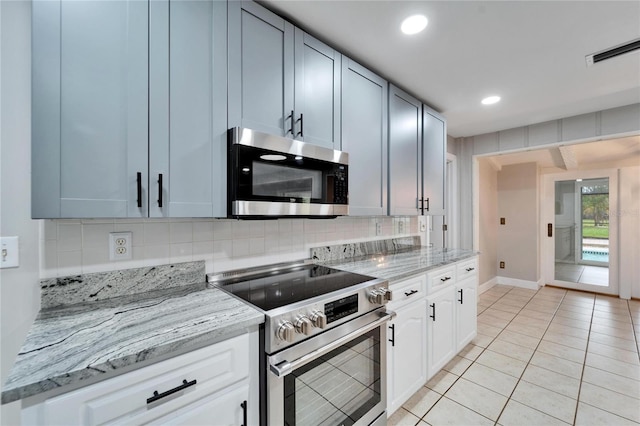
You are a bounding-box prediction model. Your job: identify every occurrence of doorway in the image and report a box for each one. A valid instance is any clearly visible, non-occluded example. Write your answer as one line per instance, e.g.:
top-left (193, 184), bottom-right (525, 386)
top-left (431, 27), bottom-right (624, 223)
top-left (542, 169), bottom-right (618, 295)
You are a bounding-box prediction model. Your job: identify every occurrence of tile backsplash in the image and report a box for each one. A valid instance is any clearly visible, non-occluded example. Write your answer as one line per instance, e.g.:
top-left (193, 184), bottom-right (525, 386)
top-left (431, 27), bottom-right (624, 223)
top-left (41, 216), bottom-right (419, 278)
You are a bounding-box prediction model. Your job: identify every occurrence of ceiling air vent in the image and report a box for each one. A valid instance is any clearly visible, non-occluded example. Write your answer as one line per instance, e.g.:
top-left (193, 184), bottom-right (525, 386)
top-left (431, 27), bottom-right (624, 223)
top-left (586, 38), bottom-right (640, 67)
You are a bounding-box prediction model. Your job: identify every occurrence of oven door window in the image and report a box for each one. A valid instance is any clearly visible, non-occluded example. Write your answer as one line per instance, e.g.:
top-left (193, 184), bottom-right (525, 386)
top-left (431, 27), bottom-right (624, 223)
top-left (284, 328), bottom-right (381, 426)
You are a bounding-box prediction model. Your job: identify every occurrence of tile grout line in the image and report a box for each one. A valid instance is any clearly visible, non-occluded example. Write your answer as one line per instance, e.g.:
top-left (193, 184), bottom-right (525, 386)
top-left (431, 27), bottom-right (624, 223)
top-left (570, 294), bottom-right (596, 426)
top-left (491, 287), bottom-right (575, 426)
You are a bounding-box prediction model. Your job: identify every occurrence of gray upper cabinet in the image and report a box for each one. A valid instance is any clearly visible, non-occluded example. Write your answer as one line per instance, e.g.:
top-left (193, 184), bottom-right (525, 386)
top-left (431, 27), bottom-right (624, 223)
top-left (229, 1), bottom-right (341, 148)
top-left (32, 0), bottom-right (226, 219)
top-left (294, 29), bottom-right (341, 149)
top-left (228, 1), bottom-right (294, 137)
top-left (341, 59), bottom-right (388, 216)
top-left (149, 0), bottom-right (227, 218)
top-left (422, 107), bottom-right (446, 216)
top-left (389, 85), bottom-right (422, 216)
top-left (32, 0), bottom-right (149, 218)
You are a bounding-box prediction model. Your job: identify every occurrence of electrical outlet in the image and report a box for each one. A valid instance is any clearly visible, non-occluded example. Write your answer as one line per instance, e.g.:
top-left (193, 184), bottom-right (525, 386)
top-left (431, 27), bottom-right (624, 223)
top-left (499, 261), bottom-right (505, 269)
top-left (397, 220), bottom-right (404, 234)
top-left (418, 216), bottom-right (427, 232)
top-left (109, 232), bottom-right (132, 261)
top-left (0, 236), bottom-right (19, 268)
top-left (375, 222), bottom-right (382, 236)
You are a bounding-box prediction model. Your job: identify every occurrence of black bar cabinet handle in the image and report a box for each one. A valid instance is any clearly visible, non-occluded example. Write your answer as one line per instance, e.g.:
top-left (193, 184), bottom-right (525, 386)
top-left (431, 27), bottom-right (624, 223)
top-left (440, 276), bottom-right (451, 282)
top-left (157, 173), bottom-right (163, 208)
top-left (146, 379), bottom-right (196, 405)
top-left (388, 324), bottom-right (395, 347)
top-left (420, 198), bottom-right (425, 214)
top-left (136, 172), bottom-right (142, 208)
top-left (405, 289), bottom-right (419, 297)
top-left (288, 110), bottom-right (295, 135)
top-left (425, 197), bottom-right (430, 212)
top-left (466, 267), bottom-right (475, 272)
top-left (458, 288), bottom-right (464, 304)
top-left (241, 400), bottom-right (248, 426)
top-left (297, 113), bottom-right (304, 137)
top-left (430, 303), bottom-right (436, 321)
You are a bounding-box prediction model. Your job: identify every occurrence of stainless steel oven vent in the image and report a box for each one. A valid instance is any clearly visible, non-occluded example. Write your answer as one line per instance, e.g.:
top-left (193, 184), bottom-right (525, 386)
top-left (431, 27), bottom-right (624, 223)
top-left (586, 38), bottom-right (640, 67)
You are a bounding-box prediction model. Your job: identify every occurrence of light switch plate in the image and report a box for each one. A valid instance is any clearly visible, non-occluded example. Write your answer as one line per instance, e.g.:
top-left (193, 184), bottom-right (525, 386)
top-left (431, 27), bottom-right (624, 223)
top-left (0, 236), bottom-right (19, 268)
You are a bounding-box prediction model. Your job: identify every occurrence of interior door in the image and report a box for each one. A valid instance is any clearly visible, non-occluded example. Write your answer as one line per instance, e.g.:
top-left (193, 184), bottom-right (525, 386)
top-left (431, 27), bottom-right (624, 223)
top-left (542, 170), bottom-right (618, 295)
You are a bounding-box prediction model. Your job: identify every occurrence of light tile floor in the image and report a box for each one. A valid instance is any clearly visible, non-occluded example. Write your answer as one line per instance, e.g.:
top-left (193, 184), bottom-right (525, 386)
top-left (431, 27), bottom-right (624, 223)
top-left (388, 285), bottom-right (640, 425)
top-left (554, 263), bottom-right (609, 286)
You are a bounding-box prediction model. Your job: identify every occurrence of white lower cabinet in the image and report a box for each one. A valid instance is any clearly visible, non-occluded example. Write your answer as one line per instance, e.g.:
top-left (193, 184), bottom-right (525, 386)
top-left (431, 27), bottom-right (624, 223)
top-left (456, 276), bottom-right (478, 351)
top-left (22, 331), bottom-right (258, 426)
top-left (426, 286), bottom-right (457, 379)
top-left (386, 298), bottom-right (428, 415)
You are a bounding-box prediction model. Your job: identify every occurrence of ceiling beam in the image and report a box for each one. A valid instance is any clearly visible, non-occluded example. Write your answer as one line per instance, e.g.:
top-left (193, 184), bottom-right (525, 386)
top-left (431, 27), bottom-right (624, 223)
top-left (558, 145), bottom-right (579, 170)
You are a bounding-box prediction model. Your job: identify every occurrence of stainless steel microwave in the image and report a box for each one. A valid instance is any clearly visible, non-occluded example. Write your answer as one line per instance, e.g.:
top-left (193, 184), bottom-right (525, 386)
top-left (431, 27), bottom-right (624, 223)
top-left (227, 127), bottom-right (349, 218)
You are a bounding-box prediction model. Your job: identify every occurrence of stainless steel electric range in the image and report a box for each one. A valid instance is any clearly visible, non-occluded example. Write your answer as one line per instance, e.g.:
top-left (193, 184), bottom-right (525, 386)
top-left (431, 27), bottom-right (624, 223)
top-left (208, 261), bottom-right (394, 426)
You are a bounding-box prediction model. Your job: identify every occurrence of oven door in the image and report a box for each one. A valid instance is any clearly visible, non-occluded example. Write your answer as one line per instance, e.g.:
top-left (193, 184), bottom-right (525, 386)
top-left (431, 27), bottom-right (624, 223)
top-left (267, 309), bottom-right (394, 426)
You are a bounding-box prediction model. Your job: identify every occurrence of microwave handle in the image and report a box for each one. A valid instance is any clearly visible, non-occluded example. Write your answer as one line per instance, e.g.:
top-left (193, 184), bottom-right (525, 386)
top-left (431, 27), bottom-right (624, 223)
top-left (269, 310), bottom-right (396, 378)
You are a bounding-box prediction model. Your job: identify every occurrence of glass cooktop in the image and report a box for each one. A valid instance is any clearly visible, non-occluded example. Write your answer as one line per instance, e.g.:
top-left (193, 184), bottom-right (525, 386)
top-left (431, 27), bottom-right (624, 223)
top-left (215, 264), bottom-right (374, 311)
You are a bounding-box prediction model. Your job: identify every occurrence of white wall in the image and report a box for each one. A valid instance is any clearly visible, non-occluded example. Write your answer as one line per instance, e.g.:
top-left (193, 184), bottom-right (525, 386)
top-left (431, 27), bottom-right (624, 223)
top-left (497, 163), bottom-right (539, 283)
top-left (619, 166), bottom-right (640, 298)
top-left (1, 1), bottom-right (40, 423)
top-left (477, 159), bottom-right (498, 287)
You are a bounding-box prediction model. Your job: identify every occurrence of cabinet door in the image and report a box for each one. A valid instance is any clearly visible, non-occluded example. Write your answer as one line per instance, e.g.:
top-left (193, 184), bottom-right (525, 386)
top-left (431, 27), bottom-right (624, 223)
top-left (456, 277), bottom-right (478, 351)
top-left (228, 1), bottom-right (294, 137)
top-left (422, 108), bottom-right (446, 215)
top-left (294, 29), bottom-right (341, 149)
top-left (389, 85), bottom-right (422, 216)
top-left (32, 0), bottom-right (148, 218)
top-left (387, 299), bottom-right (428, 415)
top-left (341, 59), bottom-right (388, 216)
top-left (426, 286), bottom-right (456, 379)
top-left (149, 0), bottom-right (227, 217)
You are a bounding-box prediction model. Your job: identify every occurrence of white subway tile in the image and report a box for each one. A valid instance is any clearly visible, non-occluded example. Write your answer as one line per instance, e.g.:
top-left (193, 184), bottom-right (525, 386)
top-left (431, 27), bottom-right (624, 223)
top-left (144, 222), bottom-right (170, 245)
top-left (250, 221), bottom-right (265, 237)
top-left (57, 250), bottom-right (82, 277)
top-left (192, 221), bottom-right (214, 242)
top-left (144, 244), bottom-right (171, 262)
top-left (82, 223), bottom-right (115, 249)
top-left (213, 240), bottom-right (233, 260)
top-left (264, 221), bottom-right (279, 237)
top-left (192, 241), bottom-right (214, 257)
top-left (44, 220), bottom-right (57, 241)
top-left (278, 219), bottom-right (292, 234)
top-left (291, 219), bottom-right (304, 234)
top-left (233, 239), bottom-right (250, 257)
top-left (170, 222), bottom-right (193, 244)
top-left (233, 221), bottom-right (252, 239)
top-left (213, 220), bottom-right (233, 240)
top-left (57, 224), bottom-right (82, 252)
top-left (250, 237), bottom-right (265, 255)
top-left (170, 243), bottom-right (193, 263)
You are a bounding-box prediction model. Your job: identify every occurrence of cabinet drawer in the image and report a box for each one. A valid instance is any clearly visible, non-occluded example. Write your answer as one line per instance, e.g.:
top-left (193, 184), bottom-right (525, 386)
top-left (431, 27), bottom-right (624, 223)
top-left (426, 266), bottom-right (456, 294)
top-left (456, 257), bottom-right (478, 280)
top-left (24, 333), bottom-right (251, 426)
top-left (388, 275), bottom-right (427, 309)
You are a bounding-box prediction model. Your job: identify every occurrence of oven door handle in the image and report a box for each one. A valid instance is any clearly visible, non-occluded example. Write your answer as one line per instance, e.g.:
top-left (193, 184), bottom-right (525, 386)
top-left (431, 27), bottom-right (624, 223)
top-left (269, 310), bottom-right (396, 378)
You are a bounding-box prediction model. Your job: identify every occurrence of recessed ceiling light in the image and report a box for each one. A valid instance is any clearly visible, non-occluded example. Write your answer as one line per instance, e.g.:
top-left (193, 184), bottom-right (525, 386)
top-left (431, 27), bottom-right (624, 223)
top-left (401, 15), bottom-right (428, 35)
top-left (481, 96), bottom-right (501, 105)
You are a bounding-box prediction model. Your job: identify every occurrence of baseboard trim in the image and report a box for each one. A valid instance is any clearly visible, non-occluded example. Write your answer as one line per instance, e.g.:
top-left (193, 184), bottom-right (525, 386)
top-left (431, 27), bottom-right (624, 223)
top-left (479, 277), bottom-right (498, 294)
top-left (496, 276), bottom-right (541, 290)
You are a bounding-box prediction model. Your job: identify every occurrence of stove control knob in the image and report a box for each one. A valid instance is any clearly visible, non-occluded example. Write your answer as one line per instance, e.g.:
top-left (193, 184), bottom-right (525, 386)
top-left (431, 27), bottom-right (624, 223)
top-left (295, 316), bottom-right (312, 335)
top-left (277, 321), bottom-right (295, 342)
top-left (310, 310), bottom-right (327, 329)
top-left (368, 289), bottom-right (385, 304)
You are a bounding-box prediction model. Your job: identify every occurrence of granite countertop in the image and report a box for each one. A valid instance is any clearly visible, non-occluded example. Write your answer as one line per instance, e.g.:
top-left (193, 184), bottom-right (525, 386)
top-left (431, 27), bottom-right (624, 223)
top-left (313, 242), bottom-right (477, 283)
top-left (1, 262), bottom-right (264, 404)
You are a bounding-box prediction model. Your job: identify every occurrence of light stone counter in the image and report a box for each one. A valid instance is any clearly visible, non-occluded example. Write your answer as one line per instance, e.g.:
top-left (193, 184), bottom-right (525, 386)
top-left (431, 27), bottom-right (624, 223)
top-left (312, 238), bottom-right (477, 283)
top-left (1, 262), bottom-right (264, 404)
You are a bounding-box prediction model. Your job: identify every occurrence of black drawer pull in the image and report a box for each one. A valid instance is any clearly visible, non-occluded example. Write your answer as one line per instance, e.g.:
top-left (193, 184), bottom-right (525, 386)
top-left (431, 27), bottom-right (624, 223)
top-left (146, 379), bottom-right (197, 404)
top-left (458, 288), bottom-right (464, 304)
top-left (287, 110), bottom-right (295, 135)
top-left (388, 324), bottom-right (395, 347)
top-left (297, 113), bottom-right (304, 137)
top-left (465, 267), bottom-right (475, 272)
top-left (241, 400), bottom-right (248, 426)
top-left (136, 172), bottom-right (142, 208)
top-left (404, 289), bottom-right (419, 297)
top-left (157, 173), bottom-right (163, 208)
top-left (440, 276), bottom-right (452, 282)
top-left (430, 303), bottom-right (436, 321)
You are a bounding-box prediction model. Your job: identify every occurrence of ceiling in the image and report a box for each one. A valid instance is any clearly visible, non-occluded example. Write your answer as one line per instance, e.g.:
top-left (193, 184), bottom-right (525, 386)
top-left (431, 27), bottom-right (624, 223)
top-left (260, 1), bottom-right (640, 138)
top-left (482, 136), bottom-right (640, 169)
